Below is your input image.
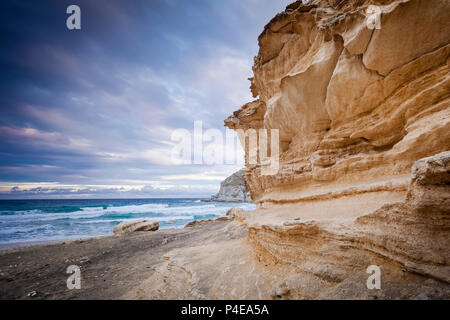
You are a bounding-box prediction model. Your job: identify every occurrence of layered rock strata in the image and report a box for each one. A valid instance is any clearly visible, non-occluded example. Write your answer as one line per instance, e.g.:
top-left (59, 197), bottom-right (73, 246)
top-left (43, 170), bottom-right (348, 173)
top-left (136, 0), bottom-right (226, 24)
top-left (127, 0), bottom-right (450, 299)
top-left (126, 154), bottom-right (449, 299)
top-left (225, 0), bottom-right (450, 208)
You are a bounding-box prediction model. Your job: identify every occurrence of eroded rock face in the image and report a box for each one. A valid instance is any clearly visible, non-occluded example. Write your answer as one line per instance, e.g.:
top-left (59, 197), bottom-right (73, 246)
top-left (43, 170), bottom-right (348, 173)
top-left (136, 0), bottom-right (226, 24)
top-left (125, 153), bottom-right (449, 300)
top-left (113, 220), bottom-right (159, 235)
top-left (126, 0), bottom-right (450, 299)
top-left (225, 0), bottom-right (450, 207)
top-left (246, 152), bottom-right (450, 285)
top-left (207, 169), bottom-right (251, 202)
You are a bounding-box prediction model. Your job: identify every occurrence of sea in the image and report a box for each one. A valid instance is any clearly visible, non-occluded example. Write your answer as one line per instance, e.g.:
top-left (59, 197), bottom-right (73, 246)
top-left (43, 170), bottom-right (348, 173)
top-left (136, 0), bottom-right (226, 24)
top-left (0, 199), bottom-right (256, 248)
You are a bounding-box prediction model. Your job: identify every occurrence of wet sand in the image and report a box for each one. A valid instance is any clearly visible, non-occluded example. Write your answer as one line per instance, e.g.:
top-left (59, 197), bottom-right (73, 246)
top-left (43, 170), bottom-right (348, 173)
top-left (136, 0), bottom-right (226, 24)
top-left (0, 220), bottom-right (229, 300)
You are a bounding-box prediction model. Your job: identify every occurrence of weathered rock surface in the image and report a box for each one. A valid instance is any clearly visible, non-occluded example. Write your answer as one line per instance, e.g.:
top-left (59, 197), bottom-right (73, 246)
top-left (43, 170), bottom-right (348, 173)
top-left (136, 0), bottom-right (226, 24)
top-left (207, 169), bottom-right (251, 202)
top-left (113, 220), bottom-right (159, 235)
top-left (226, 207), bottom-right (244, 219)
top-left (225, 0), bottom-right (450, 207)
top-left (126, 0), bottom-right (450, 299)
top-left (184, 216), bottom-right (232, 228)
top-left (125, 154), bottom-right (450, 299)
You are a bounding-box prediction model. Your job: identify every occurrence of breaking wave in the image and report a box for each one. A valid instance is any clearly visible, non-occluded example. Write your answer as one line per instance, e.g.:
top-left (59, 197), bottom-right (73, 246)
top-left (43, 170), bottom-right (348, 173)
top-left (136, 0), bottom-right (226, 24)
top-left (0, 199), bottom-right (256, 247)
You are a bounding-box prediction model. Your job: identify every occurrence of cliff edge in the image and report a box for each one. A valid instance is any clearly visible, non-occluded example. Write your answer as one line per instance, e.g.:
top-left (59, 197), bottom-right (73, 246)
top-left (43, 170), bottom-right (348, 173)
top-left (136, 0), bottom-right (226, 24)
top-left (206, 169), bottom-right (251, 202)
top-left (127, 0), bottom-right (450, 299)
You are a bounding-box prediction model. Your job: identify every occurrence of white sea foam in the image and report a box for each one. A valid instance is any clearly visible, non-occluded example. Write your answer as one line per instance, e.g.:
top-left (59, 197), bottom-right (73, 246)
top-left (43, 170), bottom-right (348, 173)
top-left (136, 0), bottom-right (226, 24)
top-left (0, 203), bottom-right (171, 222)
top-left (82, 203), bottom-right (169, 214)
top-left (75, 215), bottom-right (195, 224)
top-left (0, 224), bottom-right (56, 235)
top-left (0, 200), bottom-right (256, 247)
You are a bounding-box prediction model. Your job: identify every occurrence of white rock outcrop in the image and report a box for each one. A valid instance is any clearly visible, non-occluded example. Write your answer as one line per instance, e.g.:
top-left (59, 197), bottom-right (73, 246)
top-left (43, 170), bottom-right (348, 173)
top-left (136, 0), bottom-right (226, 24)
top-left (208, 169), bottom-right (251, 202)
top-left (113, 220), bottom-right (159, 235)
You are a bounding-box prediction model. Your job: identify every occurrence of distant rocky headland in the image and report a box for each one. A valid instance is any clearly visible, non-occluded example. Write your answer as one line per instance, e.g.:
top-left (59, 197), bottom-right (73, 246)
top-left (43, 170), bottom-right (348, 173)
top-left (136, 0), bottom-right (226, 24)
top-left (205, 169), bottom-right (252, 203)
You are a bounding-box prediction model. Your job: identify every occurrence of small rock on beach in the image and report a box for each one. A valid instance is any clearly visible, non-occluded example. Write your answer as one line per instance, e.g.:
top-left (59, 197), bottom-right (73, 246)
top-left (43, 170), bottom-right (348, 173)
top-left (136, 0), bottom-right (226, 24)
top-left (113, 220), bottom-right (159, 235)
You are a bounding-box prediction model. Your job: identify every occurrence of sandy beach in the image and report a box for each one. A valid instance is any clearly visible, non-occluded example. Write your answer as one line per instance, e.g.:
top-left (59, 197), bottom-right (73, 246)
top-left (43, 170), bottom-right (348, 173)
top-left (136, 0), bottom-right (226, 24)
top-left (0, 220), bottom-right (231, 300)
top-left (2, 210), bottom-right (450, 300)
top-left (1, 0), bottom-right (449, 303)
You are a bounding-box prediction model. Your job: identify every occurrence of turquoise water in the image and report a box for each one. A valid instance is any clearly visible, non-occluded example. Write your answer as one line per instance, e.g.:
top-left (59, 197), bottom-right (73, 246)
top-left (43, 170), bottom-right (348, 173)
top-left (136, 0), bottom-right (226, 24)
top-left (0, 199), bottom-right (255, 247)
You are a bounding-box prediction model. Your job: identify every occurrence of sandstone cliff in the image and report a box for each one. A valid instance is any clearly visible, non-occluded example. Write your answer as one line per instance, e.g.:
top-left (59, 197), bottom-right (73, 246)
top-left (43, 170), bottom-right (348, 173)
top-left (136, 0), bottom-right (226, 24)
top-left (127, 0), bottom-right (450, 299)
top-left (207, 169), bottom-right (251, 202)
top-left (226, 0), bottom-right (450, 207)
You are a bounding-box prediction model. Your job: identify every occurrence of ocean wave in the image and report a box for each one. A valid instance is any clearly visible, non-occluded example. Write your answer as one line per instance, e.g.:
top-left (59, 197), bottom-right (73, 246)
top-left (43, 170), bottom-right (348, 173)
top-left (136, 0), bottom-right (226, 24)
top-left (0, 209), bottom-right (107, 222)
top-left (74, 215), bottom-right (195, 224)
top-left (81, 203), bottom-right (169, 214)
top-left (0, 200), bottom-right (256, 246)
top-left (0, 203), bottom-right (171, 222)
top-left (0, 224), bottom-right (56, 235)
top-left (0, 202), bottom-right (255, 223)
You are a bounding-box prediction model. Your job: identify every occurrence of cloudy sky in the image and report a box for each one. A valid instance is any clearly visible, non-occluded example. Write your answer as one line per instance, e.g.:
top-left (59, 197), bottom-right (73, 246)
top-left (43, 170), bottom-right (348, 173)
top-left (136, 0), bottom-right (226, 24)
top-left (0, 0), bottom-right (291, 199)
